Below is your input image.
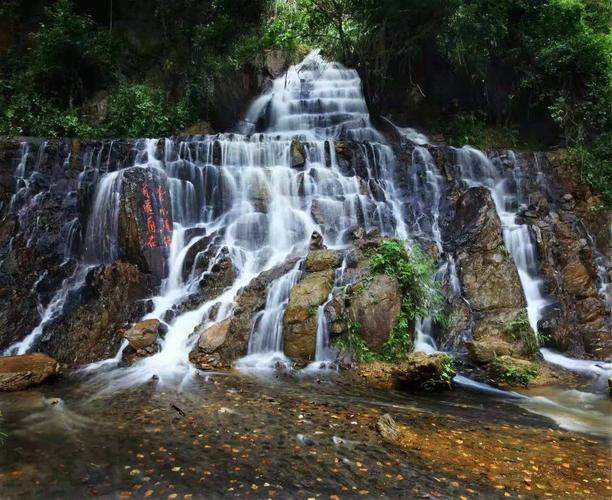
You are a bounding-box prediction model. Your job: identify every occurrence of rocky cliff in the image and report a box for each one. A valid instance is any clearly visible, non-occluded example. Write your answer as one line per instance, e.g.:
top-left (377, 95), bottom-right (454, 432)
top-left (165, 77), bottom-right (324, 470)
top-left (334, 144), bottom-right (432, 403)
top-left (0, 134), bottom-right (609, 374)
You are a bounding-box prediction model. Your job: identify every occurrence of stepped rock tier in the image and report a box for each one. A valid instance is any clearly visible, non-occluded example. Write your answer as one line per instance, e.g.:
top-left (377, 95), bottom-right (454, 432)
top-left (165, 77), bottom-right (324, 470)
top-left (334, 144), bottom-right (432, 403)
top-left (0, 51), bottom-right (609, 390)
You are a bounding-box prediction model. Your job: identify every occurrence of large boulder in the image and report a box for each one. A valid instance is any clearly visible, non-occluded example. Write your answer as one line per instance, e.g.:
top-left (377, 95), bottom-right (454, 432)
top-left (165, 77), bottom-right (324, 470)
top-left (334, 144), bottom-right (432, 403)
top-left (0, 353), bottom-right (61, 391)
top-left (305, 249), bottom-right (338, 273)
top-left (283, 270), bottom-right (334, 362)
top-left (447, 187), bottom-right (525, 312)
top-left (189, 319), bottom-right (232, 370)
top-left (347, 275), bottom-right (402, 350)
top-left (196, 319), bottom-right (231, 353)
top-left (124, 319), bottom-right (161, 350)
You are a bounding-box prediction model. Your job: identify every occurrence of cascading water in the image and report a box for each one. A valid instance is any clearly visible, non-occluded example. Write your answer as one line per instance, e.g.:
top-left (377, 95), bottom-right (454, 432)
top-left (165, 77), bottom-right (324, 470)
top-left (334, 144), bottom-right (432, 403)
top-left (87, 50), bottom-right (411, 386)
top-left (456, 147), bottom-right (550, 335)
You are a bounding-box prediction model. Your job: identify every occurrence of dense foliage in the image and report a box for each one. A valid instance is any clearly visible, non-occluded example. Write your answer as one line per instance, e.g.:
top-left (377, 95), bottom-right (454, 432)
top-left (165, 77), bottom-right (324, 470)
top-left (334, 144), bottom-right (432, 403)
top-left (0, 0), bottom-right (609, 199)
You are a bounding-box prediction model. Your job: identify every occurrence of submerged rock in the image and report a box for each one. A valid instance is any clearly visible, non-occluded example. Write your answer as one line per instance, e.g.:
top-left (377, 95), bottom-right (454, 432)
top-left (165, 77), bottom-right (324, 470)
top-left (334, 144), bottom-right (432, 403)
top-left (376, 414), bottom-right (402, 442)
top-left (0, 353), bottom-right (61, 391)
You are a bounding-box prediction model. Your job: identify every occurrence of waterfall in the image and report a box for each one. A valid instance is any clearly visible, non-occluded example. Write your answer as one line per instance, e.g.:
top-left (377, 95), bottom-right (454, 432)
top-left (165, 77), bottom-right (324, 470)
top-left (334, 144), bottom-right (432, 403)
top-left (82, 49), bottom-right (412, 385)
top-left (456, 147), bottom-right (550, 335)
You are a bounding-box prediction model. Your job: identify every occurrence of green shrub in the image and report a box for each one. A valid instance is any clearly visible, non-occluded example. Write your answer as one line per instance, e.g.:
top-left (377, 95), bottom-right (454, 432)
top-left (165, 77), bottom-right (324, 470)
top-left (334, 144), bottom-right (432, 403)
top-left (370, 239), bottom-right (444, 324)
top-left (567, 133), bottom-right (612, 205)
top-left (105, 83), bottom-right (189, 138)
top-left (333, 319), bottom-right (375, 363)
top-left (422, 354), bottom-right (457, 390)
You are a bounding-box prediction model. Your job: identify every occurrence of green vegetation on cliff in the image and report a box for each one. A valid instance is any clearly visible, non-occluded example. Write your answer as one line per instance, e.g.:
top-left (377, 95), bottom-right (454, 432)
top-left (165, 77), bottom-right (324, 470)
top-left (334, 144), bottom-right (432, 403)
top-left (334, 240), bottom-right (444, 363)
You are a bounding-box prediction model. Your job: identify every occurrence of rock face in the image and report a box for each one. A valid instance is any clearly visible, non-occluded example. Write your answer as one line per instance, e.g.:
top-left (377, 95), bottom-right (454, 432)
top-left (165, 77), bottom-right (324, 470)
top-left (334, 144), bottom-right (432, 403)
top-left (0, 353), bottom-right (61, 391)
top-left (347, 276), bottom-right (402, 350)
top-left (40, 262), bottom-right (154, 366)
top-left (535, 214), bottom-right (610, 357)
top-left (448, 187), bottom-right (525, 311)
top-left (0, 137), bottom-right (609, 372)
top-left (189, 260), bottom-right (300, 369)
top-left (445, 187), bottom-right (533, 364)
top-left (117, 166), bottom-right (173, 282)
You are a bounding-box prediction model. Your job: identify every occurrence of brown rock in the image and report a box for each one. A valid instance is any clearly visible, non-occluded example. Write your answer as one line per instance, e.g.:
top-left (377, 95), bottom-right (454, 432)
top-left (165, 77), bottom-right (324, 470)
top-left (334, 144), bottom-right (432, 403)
top-left (283, 270), bottom-right (334, 362)
top-left (395, 352), bottom-right (456, 391)
top-left (467, 337), bottom-right (515, 364)
top-left (0, 353), bottom-right (61, 391)
top-left (305, 249), bottom-right (338, 273)
top-left (195, 319), bottom-right (231, 353)
top-left (348, 275), bottom-right (402, 350)
top-left (124, 319), bottom-right (160, 350)
top-left (449, 187), bottom-right (525, 312)
top-left (562, 259), bottom-right (595, 297)
top-left (290, 138), bottom-right (305, 170)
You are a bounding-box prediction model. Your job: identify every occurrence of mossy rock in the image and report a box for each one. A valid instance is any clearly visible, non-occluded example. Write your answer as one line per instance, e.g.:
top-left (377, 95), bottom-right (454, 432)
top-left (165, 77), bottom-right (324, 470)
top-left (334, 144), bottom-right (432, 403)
top-left (487, 355), bottom-right (539, 387)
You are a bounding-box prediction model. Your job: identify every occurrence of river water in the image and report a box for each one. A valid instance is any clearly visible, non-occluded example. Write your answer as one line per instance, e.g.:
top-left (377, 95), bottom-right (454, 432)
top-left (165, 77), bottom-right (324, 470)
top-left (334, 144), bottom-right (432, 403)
top-left (0, 372), bottom-right (610, 498)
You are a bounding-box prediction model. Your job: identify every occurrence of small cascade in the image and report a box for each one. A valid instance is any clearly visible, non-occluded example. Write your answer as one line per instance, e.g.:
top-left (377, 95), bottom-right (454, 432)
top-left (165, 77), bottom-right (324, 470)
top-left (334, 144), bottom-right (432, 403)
top-left (236, 264), bottom-right (302, 370)
top-left (307, 256), bottom-right (348, 370)
top-left (83, 171), bottom-right (123, 264)
top-left (456, 147), bottom-right (550, 334)
top-left (4, 265), bottom-right (92, 355)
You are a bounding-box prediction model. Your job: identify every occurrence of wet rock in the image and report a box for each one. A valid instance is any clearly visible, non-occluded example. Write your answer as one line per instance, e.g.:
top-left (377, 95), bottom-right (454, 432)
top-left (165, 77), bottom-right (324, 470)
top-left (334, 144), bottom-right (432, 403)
top-left (487, 355), bottom-right (539, 388)
top-left (189, 351), bottom-right (223, 370)
top-left (181, 232), bottom-right (218, 281)
top-left (203, 259), bottom-right (300, 367)
top-left (40, 262), bottom-right (154, 366)
top-left (347, 275), bottom-right (402, 351)
top-left (561, 259), bottom-right (594, 297)
top-left (195, 319), bottom-right (231, 353)
top-left (357, 353), bottom-right (456, 391)
top-left (0, 353), bottom-right (61, 391)
top-left (395, 352), bottom-right (456, 391)
top-left (309, 231), bottom-right (324, 250)
top-left (118, 166), bottom-right (173, 282)
top-left (284, 270), bottom-right (334, 362)
top-left (305, 249), bottom-right (338, 273)
top-left (535, 215), bottom-right (610, 357)
top-left (467, 337), bottom-right (515, 364)
top-left (124, 319), bottom-right (161, 350)
top-left (447, 187), bottom-right (525, 312)
top-left (290, 138), bottom-right (306, 170)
